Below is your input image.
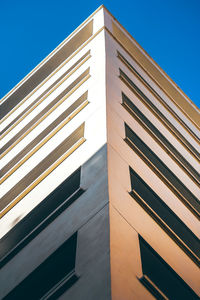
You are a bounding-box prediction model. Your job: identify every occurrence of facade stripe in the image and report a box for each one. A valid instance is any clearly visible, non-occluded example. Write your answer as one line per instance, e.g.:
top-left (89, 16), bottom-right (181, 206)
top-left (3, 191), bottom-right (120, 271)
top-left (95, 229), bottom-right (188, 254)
top-left (0, 124), bottom-right (85, 217)
top-left (118, 51), bottom-right (200, 142)
top-left (0, 92), bottom-right (88, 183)
top-left (0, 20), bottom-right (93, 119)
top-left (0, 51), bottom-right (91, 138)
top-left (139, 236), bottom-right (199, 299)
top-left (0, 26), bottom-right (106, 126)
top-left (138, 275), bottom-right (168, 300)
top-left (122, 93), bottom-right (200, 184)
top-left (3, 233), bottom-right (78, 300)
top-left (130, 169), bottom-right (200, 266)
top-left (120, 69), bottom-right (200, 161)
top-left (113, 22), bottom-right (200, 128)
top-left (126, 124), bottom-right (200, 218)
top-left (0, 69), bottom-right (90, 158)
top-left (0, 168), bottom-right (83, 267)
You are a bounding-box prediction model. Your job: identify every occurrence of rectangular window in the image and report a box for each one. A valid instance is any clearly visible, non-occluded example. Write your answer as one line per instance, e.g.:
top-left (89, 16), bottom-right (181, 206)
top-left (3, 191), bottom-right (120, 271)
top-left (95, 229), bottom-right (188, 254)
top-left (129, 167), bottom-right (200, 266)
top-left (4, 233), bottom-right (78, 300)
top-left (125, 123), bottom-right (200, 219)
top-left (0, 168), bottom-right (84, 267)
top-left (139, 236), bottom-right (199, 300)
top-left (122, 92), bottom-right (200, 185)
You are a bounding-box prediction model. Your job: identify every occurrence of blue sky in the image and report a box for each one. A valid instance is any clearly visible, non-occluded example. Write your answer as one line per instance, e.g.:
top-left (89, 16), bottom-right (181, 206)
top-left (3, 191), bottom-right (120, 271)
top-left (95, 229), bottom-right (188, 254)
top-left (0, 0), bottom-right (200, 108)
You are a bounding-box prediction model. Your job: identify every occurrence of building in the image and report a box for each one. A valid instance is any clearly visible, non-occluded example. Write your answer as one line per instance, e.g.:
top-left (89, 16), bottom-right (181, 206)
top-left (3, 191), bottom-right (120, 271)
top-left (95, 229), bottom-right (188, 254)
top-left (0, 5), bottom-right (199, 300)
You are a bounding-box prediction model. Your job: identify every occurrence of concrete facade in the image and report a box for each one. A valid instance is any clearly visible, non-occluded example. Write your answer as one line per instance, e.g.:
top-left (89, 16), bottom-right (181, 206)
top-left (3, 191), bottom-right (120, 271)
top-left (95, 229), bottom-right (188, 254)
top-left (0, 5), bottom-right (199, 300)
top-left (0, 146), bottom-right (111, 299)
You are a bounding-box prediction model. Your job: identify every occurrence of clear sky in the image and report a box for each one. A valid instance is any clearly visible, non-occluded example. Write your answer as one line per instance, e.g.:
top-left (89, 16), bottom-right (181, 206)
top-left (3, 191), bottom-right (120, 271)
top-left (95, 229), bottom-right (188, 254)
top-left (0, 0), bottom-right (200, 108)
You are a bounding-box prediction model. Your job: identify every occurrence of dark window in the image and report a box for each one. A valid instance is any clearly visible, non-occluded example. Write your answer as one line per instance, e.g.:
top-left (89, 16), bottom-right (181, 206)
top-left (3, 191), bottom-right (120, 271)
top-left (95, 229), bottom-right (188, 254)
top-left (3, 233), bottom-right (78, 300)
top-left (139, 236), bottom-right (199, 300)
top-left (129, 168), bottom-right (200, 265)
top-left (0, 168), bottom-right (84, 267)
top-left (119, 68), bottom-right (200, 160)
top-left (1, 92), bottom-right (88, 178)
top-left (125, 123), bottom-right (200, 219)
top-left (1, 19), bottom-right (93, 119)
top-left (117, 51), bottom-right (199, 142)
top-left (122, 92), bottom-right (200, 185)
top-left (1, 51), bottom-right (90, 137)
top-left (1, 69), bottom-right (89, 156)
top-left (0, 123), bottom-right (85, 213)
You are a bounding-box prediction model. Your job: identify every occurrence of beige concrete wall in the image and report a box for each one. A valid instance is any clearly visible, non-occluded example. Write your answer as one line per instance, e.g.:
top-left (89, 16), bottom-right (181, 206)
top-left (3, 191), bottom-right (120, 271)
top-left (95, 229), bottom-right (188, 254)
top-left (105, 27), bottom-right (200, 298)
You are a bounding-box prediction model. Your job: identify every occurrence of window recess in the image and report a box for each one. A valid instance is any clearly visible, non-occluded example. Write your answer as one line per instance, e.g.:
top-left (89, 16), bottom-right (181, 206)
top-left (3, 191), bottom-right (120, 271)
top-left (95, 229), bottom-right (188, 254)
top-left (122, 92), bottom-right (200, 185)
top-left (3, 233), bottom-right (78, 300)
top-left (138, 236), bottom-right (199, 300)
top-left (0, 168), bottom-right (84, 268)
top-left (1, 68), bottom-right (90, 158)
top-left (119, 69), bottom-right (200, 161)
top-left (0, 123), bottom-right (85, 218)
top-left (1, 92), bottom-right (89, 183)
top-left (125, 123), bottom-right (200, 219)
top-left (1, 50), bottom-right (91, 139)
top-left (117, 51), bottom-right (200, 143)
top-left (129, 167), bottom-right (200, 266)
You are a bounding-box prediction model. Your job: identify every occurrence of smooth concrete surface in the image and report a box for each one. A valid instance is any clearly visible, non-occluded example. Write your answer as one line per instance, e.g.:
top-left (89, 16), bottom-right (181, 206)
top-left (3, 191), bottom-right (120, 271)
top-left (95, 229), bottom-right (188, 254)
top-left (110, 205), bottom-right (154, 300)
top-left (0, 145), bottom-right (111, 299)
top-left (60, 205), bottom-right (111, 300)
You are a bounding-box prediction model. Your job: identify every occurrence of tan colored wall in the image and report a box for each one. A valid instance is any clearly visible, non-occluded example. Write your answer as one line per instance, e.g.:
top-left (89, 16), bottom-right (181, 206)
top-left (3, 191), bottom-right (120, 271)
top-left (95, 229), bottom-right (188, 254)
top-left (105, 26), bottom-right (200, 299)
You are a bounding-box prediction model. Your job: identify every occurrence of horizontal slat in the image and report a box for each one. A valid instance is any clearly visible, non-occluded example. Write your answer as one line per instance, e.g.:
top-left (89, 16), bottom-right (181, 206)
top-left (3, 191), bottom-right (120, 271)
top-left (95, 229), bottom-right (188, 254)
top-left (120, 69), bottom-right (200, 161)
top-left (0, 51), bottom-right (90, 138)
top-left (130, 168), bottom-right (200, 266)
top-left (1, 92), bottom-right (88, 182)
top-left (118, 51), bottom-right (200, 142)
top-left (3, 233), bottom-right (78, 299)
top-left (113, 22), bottom-right (200, 129)
top-left (122, 92), bottom-right (200, 184)
top-left (0, 168), bottom-right (84, 267)
top-left (0, 69), bottom-right (89, 157)
top-left (126, 124), bottom-right (200, 218)
top-left (138, 275), bottom-right (168, 300)
top-left (1, 19), bottom-right (93, 120)
top-left (139, 236), bottom-right (199, 299)
top-left (0, 123), bottom-right (85, 215)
